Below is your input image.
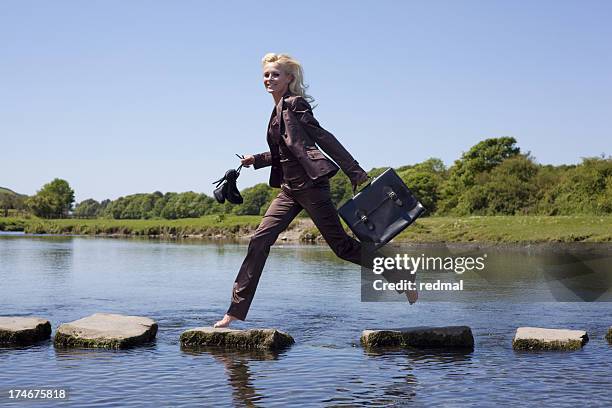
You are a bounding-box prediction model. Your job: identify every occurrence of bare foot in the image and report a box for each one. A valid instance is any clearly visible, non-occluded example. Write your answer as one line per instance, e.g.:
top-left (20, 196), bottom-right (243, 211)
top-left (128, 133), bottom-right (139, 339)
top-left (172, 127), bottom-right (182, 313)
top-left (213, 314), bottom-right (238, 328)
top-left (406, 290), bottom-right (418, 305)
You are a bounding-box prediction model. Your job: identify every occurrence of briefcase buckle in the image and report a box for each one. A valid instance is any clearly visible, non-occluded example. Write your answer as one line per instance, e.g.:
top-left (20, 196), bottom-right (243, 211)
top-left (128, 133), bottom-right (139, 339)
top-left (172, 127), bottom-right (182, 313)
top-left (387, 190), bottom-right (403, 207)
top-left (359, 214), bottom-right (375, 231)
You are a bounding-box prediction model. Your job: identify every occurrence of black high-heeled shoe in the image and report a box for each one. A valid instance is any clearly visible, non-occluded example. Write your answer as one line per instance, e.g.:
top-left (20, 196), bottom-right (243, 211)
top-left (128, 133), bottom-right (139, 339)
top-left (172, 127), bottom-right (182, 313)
top-left (213, 165), bottom-right (243, 204)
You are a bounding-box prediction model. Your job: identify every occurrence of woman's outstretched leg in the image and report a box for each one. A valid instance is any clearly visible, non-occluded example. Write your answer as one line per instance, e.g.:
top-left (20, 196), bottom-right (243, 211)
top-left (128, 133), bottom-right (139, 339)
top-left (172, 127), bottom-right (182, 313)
top-left (214, 189), bottom-right (302, 328)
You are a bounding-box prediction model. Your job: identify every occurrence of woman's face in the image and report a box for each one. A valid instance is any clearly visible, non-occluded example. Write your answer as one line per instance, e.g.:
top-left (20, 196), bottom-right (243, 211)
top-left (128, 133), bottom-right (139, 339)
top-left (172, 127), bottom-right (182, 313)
top-left (263, 63), bottom-right (293, 96)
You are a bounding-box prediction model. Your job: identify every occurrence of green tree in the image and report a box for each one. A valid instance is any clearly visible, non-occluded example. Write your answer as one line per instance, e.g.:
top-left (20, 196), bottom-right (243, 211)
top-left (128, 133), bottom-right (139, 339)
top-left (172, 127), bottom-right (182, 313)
top-left (119, 194), bottom-right (158, 219)
top-left (456, 154), bottom-right (539, 215)
top-left (329, 173), bottom-right (352, 207)
top-left (234, 183), bottom-right (275, 215)
top-left (25, 178), bottom-right (75, 218)
top-left (438, 137), bottom-right (520, 214)
top-left (539, 156), bottom-right (612, 215)
top-left (0, 193), bottom-right (21, 217)
top-left (160, 191), bottom-right (212, 219)
top-left (100, 196), bottom-right (126, 219)
top-left (73, 199), bottom-right (102, 218)
top-left (397, 158), bottom-right (447, 214)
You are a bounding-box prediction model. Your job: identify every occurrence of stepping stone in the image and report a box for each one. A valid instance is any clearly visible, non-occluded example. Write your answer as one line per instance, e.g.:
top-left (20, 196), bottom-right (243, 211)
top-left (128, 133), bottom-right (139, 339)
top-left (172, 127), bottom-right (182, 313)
top-left (605, 327), bottom-right (611, 344)
top-left (512, 327), bottom-right (589, 351)
top-left (0, 316), bottom-right (52, 346)
top-left (54, 313), bottom-right (158, 350)
top-left (361, 326), bottom-right (474, 349)
top-left (180, 327), bottom-right (294, 351)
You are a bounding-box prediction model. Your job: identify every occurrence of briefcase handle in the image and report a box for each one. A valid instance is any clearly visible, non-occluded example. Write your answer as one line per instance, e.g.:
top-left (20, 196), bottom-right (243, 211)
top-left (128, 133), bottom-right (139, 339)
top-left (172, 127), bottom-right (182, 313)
top-left (352, 176), bottom-right (373, 197)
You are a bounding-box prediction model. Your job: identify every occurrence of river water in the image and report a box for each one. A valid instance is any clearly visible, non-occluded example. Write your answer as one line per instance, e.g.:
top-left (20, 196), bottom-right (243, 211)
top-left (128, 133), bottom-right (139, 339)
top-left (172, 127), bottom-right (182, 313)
top-left (1, 234), bottom-right (611, 407)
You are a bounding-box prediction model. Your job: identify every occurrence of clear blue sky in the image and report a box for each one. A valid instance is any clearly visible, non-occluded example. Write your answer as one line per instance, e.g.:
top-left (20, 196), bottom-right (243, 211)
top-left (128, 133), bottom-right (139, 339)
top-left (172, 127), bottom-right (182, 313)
top-left (2, 1), bottom-right (611, 202)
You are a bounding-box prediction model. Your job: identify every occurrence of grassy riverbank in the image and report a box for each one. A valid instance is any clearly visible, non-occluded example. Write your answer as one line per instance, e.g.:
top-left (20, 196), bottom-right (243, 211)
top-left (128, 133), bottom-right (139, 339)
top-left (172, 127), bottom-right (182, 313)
top-left (1, 215), bottom-right (610, 243)
top-left (395, 215), bottom-right (611, 243)
top-left (0, 215), bottom-right (262, 238)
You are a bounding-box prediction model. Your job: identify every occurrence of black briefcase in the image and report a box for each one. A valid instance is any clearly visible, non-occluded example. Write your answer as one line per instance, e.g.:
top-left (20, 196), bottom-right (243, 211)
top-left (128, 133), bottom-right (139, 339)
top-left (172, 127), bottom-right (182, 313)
top-left (338, 168), bottom-right (426, 249)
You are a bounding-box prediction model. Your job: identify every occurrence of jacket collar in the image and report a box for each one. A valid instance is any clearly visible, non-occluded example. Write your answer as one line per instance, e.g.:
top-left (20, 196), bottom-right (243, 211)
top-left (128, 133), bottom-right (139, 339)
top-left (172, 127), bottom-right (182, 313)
top-left (269, 90), bottom-right (293, 134)
top-left (275, 89), bottom-right (293, 119)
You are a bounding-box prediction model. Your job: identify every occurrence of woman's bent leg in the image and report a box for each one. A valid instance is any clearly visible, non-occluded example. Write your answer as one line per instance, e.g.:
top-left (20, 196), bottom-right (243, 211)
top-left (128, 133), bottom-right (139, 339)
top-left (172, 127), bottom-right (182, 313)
top-left (297, 180), bottom-right (416, 302)
top-left (225, 189), bottom-right (302, 321)
top-left (296, 180), bottom-right (363, 265)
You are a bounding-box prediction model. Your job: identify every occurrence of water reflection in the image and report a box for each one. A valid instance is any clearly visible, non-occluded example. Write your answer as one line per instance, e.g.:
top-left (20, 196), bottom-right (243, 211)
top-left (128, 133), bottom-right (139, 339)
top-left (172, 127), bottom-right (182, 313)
top-left (364, 347), bottom-right (473, 364)
top-left (358, 348), bottom-right (473, 405)
top-left (41, 247), bottom-right (73, 277)
top-left (181, 346), bottom-right (283, 407)
top-left (53, 343), bottom-right (159, 360)
top-left (0, 340), bottom-right (52, 356)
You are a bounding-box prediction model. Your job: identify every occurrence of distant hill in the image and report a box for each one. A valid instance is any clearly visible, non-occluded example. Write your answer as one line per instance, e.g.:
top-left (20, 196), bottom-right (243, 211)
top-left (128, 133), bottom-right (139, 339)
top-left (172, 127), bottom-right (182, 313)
top-left (0, 187), bottom-right (26, 197)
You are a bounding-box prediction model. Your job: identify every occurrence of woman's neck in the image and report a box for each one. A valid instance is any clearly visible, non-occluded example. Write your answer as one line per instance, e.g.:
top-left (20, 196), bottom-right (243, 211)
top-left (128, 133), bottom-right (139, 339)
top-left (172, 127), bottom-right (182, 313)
top-left (273, 88), bottom-right (291, 105)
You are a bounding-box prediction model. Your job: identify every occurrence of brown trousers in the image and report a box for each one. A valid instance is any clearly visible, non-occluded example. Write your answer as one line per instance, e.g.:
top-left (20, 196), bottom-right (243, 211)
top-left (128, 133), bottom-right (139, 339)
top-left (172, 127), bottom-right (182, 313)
top-left (226, 177), bottom-right (364, 321)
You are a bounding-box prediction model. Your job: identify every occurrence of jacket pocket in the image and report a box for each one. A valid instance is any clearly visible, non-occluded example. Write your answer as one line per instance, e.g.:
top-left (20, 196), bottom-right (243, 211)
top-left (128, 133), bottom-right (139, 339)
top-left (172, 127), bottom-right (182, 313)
top-left (306, 149), bottom-right (327, 160)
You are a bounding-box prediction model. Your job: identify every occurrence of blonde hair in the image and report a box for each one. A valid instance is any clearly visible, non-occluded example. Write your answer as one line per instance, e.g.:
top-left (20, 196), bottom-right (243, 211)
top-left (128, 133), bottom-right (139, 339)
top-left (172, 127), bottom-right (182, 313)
top-left (262, 53), bottom-right (314, 103)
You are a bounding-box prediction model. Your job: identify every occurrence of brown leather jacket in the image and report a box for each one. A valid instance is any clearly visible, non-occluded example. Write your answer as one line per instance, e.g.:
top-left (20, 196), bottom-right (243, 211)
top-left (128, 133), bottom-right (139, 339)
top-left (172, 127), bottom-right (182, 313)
top-left (253, 93), bottom-right (368, 188)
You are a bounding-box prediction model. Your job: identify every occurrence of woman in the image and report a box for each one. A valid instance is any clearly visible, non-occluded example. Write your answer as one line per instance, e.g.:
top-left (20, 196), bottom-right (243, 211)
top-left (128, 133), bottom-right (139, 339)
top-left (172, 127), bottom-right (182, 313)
top-left (213, 53), bottom-right (371, 328)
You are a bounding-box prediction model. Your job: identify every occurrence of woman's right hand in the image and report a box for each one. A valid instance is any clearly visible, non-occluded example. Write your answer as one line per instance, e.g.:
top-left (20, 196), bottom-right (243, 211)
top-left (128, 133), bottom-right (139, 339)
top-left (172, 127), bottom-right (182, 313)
top-left (351, 170), bottom-right (369, 192)
top-left (240, 154), bottom-right (255, 167)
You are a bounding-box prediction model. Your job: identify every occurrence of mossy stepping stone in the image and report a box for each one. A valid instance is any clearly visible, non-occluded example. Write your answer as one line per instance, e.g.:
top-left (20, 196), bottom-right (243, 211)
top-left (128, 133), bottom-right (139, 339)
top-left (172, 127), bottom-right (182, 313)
top-left (361, 326), bottom-right (474, 349)
top-left (512, 327), bottom-right (589, 351)
top-left (180, 327), bottom-right (294, 351)
top-left (54, 313), bottom-right (158, 349)
top-left (0, 316), bottom-right (52, 346)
